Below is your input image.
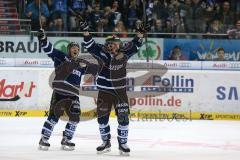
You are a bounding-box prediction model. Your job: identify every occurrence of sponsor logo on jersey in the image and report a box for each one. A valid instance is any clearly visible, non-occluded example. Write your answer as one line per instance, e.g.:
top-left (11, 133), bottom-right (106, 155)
top-left (109, 64), bottom-right (123, 70)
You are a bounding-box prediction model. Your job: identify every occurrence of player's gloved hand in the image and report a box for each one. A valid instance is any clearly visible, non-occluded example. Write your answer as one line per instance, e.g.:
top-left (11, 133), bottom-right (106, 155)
top-left (79, 62), bottom-right (87, 67)
top-left (79, 20), bottom-right (89, 32)
top-left (136, 22), bottom-right (151, 34)
top-left (70, 102), bottom-right (81, 115)
top-left (37, 29), bottom-right (47, 42)
top-left (76, 58), bottom-right (89, 67)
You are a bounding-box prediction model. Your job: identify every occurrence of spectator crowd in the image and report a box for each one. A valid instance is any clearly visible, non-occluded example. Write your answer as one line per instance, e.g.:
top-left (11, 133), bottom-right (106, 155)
top-left (22, 0), bottom-right (240, 38)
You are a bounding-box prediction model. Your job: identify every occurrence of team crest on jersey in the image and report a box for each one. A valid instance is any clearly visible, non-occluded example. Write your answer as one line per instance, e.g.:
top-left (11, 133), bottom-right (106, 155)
top-left (72, 69), bottom-right (81, 77)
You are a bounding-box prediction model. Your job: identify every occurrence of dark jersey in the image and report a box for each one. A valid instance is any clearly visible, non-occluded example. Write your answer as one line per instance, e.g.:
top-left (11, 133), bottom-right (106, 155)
top-left (41, 40), bottom-right (98, 96)
top-left (82, 35), bottom-right (143, 91)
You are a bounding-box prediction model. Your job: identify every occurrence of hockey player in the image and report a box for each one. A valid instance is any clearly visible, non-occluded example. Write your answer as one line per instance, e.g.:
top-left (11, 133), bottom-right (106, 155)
top-left (37, 29), bottom-right (99, 151)
top-left (80, 21), bottom-right (150, 155)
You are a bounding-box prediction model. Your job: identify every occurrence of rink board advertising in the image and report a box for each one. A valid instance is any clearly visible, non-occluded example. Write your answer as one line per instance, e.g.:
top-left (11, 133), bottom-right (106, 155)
top-left (0, 36), bottom-right (163, 61)
top-left (2, 36), bottom-right (240, 62)
top-left (164, 39), bottom-right (240, 61)
top-left (0, 67), bottom-right (240, 121)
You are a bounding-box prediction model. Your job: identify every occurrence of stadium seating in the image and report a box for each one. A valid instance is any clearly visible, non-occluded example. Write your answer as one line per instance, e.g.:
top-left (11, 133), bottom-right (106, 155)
top-left (0, 0), bottom-right (20, 32)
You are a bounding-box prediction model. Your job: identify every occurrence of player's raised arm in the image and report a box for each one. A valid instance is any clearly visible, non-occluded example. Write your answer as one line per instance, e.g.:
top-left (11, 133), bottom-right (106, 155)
top-left (124, 22), bottom-right (151, 59)
top-left (37, 29), bottom-right (66, 61)
top-left (79, 21), bottom-right (104, 60)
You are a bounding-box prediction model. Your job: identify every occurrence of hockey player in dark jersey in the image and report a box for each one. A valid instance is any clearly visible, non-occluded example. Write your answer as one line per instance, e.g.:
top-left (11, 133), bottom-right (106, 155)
top-left (37, 29), bottom-right (99, 151)
top-left (80, 21), bottom-right (150, 155)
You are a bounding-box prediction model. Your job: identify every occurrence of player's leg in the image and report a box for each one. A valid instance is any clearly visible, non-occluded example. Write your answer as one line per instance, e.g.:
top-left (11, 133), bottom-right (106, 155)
top-left (115, 89), bottom-right (131, 156)
top-left (96, 90), bottom-right (114, 154)
top-left (61, 96), bottom-right (81, 151)
top-left (39, 91), bottom-right (62, 150)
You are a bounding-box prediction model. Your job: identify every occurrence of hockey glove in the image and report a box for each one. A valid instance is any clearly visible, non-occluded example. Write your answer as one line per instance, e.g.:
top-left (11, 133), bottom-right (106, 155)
top-left (136, 22), bottom-right (151, 34)
top-left (37, 29), bottom-right (47, 42)
top-left (79, 20), bottom-right (89, 32)
top-left (75, 58), bottom-right (89, 68)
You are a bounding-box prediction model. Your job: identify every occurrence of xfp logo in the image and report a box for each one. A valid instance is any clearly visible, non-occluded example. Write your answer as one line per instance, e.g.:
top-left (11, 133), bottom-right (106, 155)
top-left (138, 40), bottom-right (161, 60)
top-left (44, 111), bottom-right (49, 117)
top-left (15, 111), bottom-right (27, 117)
top-left (200, 113), bottom-right (213, 120)
top-left (54, 40), bottom-right (70, 54)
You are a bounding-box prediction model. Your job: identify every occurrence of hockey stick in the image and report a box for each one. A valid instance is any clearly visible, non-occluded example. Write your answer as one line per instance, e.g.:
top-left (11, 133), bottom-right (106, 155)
top-left (142, 0), bottom-right (150, 63)
top-left (69, 8), bottom-right (84, 21)
top-left (38, 0), bottom-right (42, 29)
top-left (0, 95), bottom-right (20, 101)
top-left (37, 0), bottom-right (42, 55)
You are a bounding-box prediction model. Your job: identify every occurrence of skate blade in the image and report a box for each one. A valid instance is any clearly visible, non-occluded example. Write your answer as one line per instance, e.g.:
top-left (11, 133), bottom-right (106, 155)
top-left (38, 145), bottom-right (49, 151)
top-left (61, 145), bottom-right (75, 151)
top-left (119, 150), bottom-right (130, 156)
top-left (97, 148), bottom-right (111, 154)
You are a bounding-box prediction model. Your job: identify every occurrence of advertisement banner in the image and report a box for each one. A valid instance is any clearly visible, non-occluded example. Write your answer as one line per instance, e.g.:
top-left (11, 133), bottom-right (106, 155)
top-left (0, 35), bottom-right (44, 58)
top-left (164, 39), bottom-right (240, 61)
top-left (3, 57), bottom-right (240, 70)
top-left (0, 58), bottom-right (15, 66)
top-left (2, 35), bottom-right (240, 62)
top-left (0, 35), bottom-right (164, 60)
top-left (158, 61), bottom-right (202, 70)
top-left (0, 67), bottom-right (239, 116)
top-left (14, 58), bottom-right (54, 67)
top-left (202, 61), bottom-right (240, 70)
top-left (0, 68), bottom-right (41, 108)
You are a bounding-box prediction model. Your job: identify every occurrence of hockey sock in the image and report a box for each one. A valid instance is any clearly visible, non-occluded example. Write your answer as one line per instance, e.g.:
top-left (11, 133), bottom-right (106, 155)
top-left (99, 123), bottom-right (111, 141)
top-left (117, 125), bottom-right (128, 144)
top-left (98, 116), bottom-right (111, 141)
top-left (63, 121), bottom-right (78, 140)
top-left (41, 114), bottom-right (59, 140)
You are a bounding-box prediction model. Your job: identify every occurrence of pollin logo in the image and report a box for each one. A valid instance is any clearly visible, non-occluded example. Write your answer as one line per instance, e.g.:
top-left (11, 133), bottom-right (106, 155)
top-left (138, 40), bottom-right (161, 60)
top-left (53, 40), bottom-right (70, 54)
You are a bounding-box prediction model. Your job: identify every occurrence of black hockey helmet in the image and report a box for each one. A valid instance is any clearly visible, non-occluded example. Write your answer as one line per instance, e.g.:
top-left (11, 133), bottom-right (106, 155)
top-left (67, 42), bottom-right (80, 55)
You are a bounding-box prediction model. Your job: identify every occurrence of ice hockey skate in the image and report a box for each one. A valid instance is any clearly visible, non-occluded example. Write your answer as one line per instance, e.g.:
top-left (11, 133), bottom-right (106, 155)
top-left (38, 138), bottom-right (50, 151)
top-left (61, 138), bottom-right (75, 151)
top-left (96, 141), bottom-right (111, 154)
top-left (119, 143), bottom-right (130, 156)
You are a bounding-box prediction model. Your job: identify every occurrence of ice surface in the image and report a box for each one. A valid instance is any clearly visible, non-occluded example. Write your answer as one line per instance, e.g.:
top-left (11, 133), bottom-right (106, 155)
top-left (0, 118), bottom-right (240, 160)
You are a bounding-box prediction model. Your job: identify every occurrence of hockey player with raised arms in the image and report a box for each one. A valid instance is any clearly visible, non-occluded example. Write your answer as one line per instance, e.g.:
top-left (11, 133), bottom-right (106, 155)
top-left (80, 20), bottom-right (150, 155)
top-left (37, 29), bottom-right (99, 151)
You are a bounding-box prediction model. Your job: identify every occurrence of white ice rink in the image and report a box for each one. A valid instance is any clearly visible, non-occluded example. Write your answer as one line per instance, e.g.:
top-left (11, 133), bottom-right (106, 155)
top-left (0, 118), bottom-right (240, 160)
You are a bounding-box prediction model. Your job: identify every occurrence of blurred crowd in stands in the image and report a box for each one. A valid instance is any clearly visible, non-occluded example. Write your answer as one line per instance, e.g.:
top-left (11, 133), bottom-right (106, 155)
top-left (21, 0), bottom-right (240, 38)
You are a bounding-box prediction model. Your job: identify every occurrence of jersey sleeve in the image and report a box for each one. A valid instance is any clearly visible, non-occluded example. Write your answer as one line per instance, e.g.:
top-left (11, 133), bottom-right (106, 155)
top-left (41, 40), bottom-right (66, 62)
top-left (123, 36), bottom-right (143, 59)
top-left (82, 35), bottom-right (105, 61)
